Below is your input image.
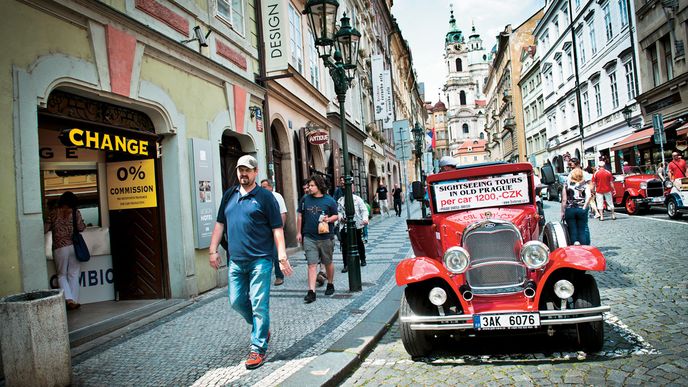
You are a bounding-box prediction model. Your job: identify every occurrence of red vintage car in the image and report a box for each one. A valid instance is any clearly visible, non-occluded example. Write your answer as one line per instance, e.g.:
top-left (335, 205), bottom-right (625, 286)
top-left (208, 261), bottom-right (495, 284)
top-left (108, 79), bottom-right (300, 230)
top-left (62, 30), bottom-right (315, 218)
top-left (611, 165), bottom-right (668, 215)
top-left (398, 162), bottom-right (609, 357)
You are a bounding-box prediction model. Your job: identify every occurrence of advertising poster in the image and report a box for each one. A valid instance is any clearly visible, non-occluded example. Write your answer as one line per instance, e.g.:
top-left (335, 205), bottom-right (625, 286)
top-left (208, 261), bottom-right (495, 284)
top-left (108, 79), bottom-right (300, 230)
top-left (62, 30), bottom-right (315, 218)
top-left (433, 173), bottom-right (530, 213)
top-left (372, 55), bottom-right (387, 122)
top-left (106, 159), bottom-right (157, 210)
top-left (190, 138), bottom-right (215, 248)
top-left (262, 0), bottom-right (289, 73)
top-left (382, 70), bottom-right (394, 129)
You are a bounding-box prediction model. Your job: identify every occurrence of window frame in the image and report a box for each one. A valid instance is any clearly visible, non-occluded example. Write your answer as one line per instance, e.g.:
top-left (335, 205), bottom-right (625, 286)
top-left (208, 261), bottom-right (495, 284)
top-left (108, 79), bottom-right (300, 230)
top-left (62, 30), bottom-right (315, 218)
top-left (216, 0), bottom-right (245, 36)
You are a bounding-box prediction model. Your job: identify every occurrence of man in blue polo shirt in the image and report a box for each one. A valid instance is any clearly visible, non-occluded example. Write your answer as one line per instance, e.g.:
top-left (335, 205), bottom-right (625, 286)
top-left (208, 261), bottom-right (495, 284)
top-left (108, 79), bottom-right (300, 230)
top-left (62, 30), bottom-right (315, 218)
top-left (209, 154), bottom-right (292, 370)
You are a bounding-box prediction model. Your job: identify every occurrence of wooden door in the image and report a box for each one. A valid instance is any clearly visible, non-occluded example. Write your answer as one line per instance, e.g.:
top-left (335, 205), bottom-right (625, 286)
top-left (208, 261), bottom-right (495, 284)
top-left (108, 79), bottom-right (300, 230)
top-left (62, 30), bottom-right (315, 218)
top-left (109, 156), bottom-right (167, 300)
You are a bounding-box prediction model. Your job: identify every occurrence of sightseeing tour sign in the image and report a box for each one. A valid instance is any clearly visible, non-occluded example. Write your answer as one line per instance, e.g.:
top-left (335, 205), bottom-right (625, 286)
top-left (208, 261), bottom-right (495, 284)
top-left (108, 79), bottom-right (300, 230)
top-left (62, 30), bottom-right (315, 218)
top-left (433, 173), bottom-right (530, 213)
top-left (106, 159), bottom-right (157, 210)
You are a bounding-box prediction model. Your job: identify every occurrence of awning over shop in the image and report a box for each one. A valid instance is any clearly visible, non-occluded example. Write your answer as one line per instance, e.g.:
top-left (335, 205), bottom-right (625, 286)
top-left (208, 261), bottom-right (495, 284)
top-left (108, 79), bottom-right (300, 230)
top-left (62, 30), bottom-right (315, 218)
top-left (610, 118), bottom-right (684, 151)
top-left (610, 128), bottom-right (654, 151)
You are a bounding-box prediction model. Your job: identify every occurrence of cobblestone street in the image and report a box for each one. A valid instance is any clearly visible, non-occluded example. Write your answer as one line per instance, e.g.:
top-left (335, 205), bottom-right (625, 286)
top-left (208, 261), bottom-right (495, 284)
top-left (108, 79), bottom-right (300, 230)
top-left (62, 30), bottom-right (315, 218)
top-left (70, 209), bottom-right (414, 386)
top-left (342, 202), bottom-right (688, 386)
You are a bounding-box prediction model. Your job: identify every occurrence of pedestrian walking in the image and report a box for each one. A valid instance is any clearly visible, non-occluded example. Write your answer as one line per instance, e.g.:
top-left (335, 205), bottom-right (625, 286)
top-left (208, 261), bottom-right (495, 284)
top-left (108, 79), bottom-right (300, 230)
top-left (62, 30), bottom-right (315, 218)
top-left (591, 162), bottom-right (616, 220)
top-left (561, 167), bottom-right (590, 245)
top-left (209, 155), bottom-right (292, 370)
top-left (260, 179), bottom-right (288, 286)
top-left (668, 152), bottom-right (687, 183)
top-left (44, 191), bottom-right (86, 310)
top-left (657, 161), bottom-right (668, 182)
top-left (584, 180), bottom-right (601, 219)
top-left (337, 184), bottom-right (369, 273)
top-left (333, 176), bottom-right (345, 202)
top-left (392, 184), bottom-right (403, 217)
top-left (297, 175), bottom-right (339, 303)
top-left (376, 182), bottom-right (390, 216)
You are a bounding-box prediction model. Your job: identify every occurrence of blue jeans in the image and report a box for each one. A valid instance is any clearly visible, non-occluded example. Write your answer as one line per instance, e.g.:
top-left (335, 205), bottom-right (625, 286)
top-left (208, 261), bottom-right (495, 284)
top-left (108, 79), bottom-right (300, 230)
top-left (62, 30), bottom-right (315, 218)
top-left (565, 207), bottom-right (590, 245)
top-left (228, 258), bottom-right (272, 354)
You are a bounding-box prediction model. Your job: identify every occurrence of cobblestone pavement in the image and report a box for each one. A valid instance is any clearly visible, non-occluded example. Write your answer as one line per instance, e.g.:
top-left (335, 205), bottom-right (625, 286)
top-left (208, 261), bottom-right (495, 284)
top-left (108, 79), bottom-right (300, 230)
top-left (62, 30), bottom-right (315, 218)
top-left (71, 205), bottom-right (417, 386)
top-left (342, 201), bottom-right (688, 386)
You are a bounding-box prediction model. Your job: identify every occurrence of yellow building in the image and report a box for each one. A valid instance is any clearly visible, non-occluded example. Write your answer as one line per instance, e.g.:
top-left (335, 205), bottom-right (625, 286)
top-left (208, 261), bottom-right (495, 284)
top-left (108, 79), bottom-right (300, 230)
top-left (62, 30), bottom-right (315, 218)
top-left (1, 0), bottom-right (264, 316)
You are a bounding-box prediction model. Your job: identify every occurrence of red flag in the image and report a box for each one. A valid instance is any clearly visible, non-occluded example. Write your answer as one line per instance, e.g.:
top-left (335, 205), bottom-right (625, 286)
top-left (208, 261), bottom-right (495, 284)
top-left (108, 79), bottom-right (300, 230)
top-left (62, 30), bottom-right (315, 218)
top-left (431, 127), bottom-right (436, 149)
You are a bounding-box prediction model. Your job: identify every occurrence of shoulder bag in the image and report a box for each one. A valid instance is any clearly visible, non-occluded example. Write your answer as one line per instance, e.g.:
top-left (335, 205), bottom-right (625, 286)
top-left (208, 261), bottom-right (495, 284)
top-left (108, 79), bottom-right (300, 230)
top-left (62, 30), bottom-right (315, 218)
top-left (72, 208), bottom-right (90, 262)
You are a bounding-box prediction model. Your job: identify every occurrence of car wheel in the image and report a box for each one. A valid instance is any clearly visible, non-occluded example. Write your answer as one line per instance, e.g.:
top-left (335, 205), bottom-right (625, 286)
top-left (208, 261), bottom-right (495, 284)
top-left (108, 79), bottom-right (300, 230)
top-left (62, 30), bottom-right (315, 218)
top-left (399, 291), bottom-right (434, 358)
top-left (667, 197), bottom-right (683, 219)
top-left (624, 196), bottom-right (638, 215)
top-left (574, 274), bottom-right (604, 352)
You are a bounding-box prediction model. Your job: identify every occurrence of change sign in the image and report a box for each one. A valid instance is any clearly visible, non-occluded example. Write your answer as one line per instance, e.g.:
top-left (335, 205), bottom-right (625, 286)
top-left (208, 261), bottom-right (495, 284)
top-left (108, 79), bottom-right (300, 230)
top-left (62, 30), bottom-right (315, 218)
top-left (106, 159), bottom-right (157, 210)
top-left (433, 173), bottom-right (530, 213)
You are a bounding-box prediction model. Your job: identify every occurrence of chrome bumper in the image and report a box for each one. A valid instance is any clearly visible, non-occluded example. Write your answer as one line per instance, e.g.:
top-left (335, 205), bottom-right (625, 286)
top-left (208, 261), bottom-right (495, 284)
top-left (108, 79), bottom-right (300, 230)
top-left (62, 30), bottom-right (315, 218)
top-left (400, 305), bottom-right (611, 331)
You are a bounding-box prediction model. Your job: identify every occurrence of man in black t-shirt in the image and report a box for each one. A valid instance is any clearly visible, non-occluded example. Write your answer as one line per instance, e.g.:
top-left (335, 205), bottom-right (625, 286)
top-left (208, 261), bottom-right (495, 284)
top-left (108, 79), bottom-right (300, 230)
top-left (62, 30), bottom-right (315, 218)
top-left (376, 183), bottom-right (390, 216)
top-left (392, 184), bottom-right (403, 217)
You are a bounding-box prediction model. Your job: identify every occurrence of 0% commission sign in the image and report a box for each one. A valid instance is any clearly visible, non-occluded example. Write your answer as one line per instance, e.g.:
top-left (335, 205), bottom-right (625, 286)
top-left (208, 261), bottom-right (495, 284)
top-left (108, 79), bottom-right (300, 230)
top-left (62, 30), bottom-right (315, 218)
top-left (106, 159), bottom-right (157, 210)
top-left (434, 173), bottom-right (530, 213)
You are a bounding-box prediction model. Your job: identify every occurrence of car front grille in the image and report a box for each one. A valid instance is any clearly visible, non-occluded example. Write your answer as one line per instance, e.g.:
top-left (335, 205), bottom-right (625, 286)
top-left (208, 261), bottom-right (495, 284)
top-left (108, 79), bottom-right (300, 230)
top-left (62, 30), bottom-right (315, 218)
top-left (462, 221), bottom-right (525, 293)
top-left (647, 179), bottom-right (664, 198)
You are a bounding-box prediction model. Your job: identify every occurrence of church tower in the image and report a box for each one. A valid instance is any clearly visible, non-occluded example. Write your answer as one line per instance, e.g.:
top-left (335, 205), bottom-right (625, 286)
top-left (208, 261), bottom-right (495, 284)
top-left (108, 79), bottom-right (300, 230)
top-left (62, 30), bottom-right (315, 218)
top-left (443, 6), bottom-right (490, 144)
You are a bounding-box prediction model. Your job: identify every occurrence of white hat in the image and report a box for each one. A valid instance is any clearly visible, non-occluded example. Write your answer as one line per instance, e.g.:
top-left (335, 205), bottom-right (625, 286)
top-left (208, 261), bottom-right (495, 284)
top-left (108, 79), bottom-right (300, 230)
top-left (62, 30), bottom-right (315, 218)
top-left (236, 154), bottom-right (258, 169)
top-left (439, 156), bottom-right (457, 168)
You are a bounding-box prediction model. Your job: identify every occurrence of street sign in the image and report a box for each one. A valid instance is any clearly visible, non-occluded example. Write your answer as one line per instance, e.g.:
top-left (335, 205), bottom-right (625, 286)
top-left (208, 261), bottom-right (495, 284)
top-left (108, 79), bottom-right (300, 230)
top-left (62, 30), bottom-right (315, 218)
top-left (652, 113), bottom-right (666, 144)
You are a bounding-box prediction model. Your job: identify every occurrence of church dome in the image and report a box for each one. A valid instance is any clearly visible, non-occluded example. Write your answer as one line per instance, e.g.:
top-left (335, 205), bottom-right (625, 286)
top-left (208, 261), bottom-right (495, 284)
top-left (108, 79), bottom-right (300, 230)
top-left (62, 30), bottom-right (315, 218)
top-left (433, 101), bottom-right (447, 111)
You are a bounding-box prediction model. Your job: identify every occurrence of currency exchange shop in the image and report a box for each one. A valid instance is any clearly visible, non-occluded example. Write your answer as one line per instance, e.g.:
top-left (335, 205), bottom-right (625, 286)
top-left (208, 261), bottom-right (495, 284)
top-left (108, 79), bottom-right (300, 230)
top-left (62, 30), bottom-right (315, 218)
top-left (39, 91), bottom-right (169, 304)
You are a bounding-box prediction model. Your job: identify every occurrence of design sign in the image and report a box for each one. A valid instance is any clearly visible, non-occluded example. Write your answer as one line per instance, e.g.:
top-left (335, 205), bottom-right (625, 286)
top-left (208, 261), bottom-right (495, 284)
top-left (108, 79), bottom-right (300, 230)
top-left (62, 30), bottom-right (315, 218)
top-left (307, 129), bottom-right (329, 145)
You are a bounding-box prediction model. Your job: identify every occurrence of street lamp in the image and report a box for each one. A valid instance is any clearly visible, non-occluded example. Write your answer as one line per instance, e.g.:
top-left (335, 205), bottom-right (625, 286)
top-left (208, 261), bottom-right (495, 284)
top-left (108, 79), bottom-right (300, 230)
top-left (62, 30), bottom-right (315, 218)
top-left (304, 0), bottom-right (363, 291)
top-left (412, 122), bottom-right (427, 217)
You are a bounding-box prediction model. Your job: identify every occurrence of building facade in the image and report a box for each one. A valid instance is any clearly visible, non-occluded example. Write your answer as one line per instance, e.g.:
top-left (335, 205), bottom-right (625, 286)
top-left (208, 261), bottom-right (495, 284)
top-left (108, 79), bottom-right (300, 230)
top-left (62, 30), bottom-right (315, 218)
top-left (484, 10), bottom-right (544, 163)
top-left (1, 0), bottom-right (266, 305)
top-left (519, 46), bottom-right (549, 170)
top-left (443, 9), bottom-right (490, 141)
top-left (617, 0), bottom-right (688, 167)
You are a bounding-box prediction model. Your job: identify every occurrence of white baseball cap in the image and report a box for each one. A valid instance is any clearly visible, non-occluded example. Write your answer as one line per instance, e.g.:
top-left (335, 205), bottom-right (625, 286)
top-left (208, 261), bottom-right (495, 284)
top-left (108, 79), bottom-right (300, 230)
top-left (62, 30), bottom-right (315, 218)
top-left (236, 154), bottom-right (258, 169)
top-left (439, 156), bottom-right (457, 168)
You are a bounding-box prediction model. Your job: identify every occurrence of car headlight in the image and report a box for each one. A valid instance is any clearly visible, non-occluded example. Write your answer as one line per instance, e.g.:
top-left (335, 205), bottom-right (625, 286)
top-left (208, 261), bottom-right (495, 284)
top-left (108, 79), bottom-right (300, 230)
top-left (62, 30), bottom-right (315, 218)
top-left (664, 180), bottom-right (674, 189)
top-left (640, 182), bottom-right (647, 190)
top-left (443, 247), bottom-right (470, 274)
top-left (428, 287), bottom-right (447, 306)
top-left (520, 241), bottom-right (550, 269)
top-left (554, 279), bottom-right (574, 299)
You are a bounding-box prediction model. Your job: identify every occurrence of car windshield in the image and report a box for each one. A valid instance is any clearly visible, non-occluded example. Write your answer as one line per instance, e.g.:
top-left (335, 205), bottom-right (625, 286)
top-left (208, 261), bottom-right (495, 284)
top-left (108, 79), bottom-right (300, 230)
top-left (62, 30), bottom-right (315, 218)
top-left (431, 172), bottom-right (531, 213)
top-left (623, 164), bottom-right (657, 175)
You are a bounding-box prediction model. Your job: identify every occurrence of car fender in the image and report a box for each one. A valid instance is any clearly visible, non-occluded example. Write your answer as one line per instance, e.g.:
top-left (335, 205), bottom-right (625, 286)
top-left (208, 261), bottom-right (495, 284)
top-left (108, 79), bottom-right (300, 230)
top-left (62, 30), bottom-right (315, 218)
top-left (625, 187), bottom-right (642, 198)
top-left (667, 192), bottom-right (684, 207)
top-left (535, 246), bottom-right (606, 304)
top-left (395, 257), bottom-right (454, 286)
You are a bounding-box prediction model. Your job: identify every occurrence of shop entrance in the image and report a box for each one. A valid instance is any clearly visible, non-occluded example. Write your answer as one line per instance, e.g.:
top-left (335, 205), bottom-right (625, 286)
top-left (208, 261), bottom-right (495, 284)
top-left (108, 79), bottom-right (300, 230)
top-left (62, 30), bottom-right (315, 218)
top-left (108, 153), bottom-right (167, 300)
top-left (38, 90), bottom-right (168, 303)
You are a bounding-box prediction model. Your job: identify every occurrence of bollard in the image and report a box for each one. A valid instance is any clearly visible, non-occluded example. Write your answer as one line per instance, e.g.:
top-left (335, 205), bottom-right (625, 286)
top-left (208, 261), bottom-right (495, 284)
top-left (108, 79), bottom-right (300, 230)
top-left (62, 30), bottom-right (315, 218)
top-left (0, 289), bottom-right (71, 387)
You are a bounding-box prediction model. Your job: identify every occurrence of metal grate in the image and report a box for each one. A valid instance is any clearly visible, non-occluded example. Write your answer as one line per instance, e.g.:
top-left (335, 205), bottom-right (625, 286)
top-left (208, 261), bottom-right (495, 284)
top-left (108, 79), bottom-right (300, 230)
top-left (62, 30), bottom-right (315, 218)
top-left (463, 221), bottom-right (525, 291)
top-left (646, 179), bottom-right (664, 198)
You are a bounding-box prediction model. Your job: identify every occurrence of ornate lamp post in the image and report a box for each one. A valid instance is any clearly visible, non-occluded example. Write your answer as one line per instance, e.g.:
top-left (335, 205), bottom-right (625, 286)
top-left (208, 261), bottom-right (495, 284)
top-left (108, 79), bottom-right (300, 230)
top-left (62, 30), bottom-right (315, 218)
top-left (304, 0), bottom-right (362, 291)
top-left (412, 122), bottom-right (427, 217)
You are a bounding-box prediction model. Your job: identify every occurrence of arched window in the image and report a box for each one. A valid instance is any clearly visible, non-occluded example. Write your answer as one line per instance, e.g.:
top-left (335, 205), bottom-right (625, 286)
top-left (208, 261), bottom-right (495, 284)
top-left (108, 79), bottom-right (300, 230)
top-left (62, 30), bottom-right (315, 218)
top-left (463, 123), bottom-right (469, 134)
top-left (459, 90), bottom-right (467, 105)
top-left (456, 58), bottom-right (463, 72)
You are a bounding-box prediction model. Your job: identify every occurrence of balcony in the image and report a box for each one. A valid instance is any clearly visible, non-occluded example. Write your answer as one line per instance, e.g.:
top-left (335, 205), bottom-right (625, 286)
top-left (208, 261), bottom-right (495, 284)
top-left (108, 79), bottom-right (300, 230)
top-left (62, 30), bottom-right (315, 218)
top-left (503, 116), bottom-right (516, 129)
top-left (502, 89), bottom-right (512, 102)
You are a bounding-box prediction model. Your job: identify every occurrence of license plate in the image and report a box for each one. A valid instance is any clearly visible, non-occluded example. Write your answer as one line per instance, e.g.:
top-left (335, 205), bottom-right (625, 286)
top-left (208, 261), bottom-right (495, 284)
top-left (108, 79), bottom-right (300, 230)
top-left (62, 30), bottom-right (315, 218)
top-left (473, 312), bottom-right (540, 330)
top-left (652, 196), bottom-right (664, 203)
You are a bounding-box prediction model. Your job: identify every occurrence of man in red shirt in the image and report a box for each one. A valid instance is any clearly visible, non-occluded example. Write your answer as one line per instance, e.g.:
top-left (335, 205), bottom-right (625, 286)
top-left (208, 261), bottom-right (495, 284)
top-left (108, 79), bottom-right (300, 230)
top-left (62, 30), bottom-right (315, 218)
top-left (592, 162), bottom-right (616, 221)
top-left (668, 152), bottom-right (687, 182)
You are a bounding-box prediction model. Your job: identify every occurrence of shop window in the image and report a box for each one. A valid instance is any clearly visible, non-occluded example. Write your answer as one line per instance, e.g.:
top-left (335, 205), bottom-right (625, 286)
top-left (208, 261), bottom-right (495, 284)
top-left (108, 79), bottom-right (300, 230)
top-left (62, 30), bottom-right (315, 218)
top-left (42, 169), bottom-right (101, 227)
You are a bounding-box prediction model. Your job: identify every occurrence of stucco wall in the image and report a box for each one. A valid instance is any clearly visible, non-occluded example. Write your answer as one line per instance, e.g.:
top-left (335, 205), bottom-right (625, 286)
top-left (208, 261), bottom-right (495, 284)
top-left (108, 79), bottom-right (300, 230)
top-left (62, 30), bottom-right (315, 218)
top-left (0, 1), bottom-right (94, 295)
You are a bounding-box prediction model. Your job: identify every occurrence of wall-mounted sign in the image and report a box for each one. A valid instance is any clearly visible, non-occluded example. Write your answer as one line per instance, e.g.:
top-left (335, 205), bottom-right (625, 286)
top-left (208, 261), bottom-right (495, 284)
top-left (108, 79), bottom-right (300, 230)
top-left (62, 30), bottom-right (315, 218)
top-left (189, 138), bottom-right (215, 249)
top-left (262, 0), bottom-right (289, 73)
top-left (307, 129), bottom-right (329, 145)
top-left (255, 108), bottom-right (264, 132)
top-left (60, 128), bottom-right (154, 156)
top-left (106, 159), bottom-right (157, 210)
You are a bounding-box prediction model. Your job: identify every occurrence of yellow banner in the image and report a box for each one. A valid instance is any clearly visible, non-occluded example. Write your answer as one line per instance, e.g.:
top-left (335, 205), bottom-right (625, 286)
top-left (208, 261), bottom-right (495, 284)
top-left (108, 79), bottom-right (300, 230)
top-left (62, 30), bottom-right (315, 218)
top-left (106, 159), bottom-right (157, 210)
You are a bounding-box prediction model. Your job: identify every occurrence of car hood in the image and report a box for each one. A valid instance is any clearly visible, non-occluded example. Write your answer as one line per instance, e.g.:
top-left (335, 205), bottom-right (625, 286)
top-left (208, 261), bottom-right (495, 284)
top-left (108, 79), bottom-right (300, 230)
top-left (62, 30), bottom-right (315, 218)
top-left (438, 205), bottom-right (534, 236)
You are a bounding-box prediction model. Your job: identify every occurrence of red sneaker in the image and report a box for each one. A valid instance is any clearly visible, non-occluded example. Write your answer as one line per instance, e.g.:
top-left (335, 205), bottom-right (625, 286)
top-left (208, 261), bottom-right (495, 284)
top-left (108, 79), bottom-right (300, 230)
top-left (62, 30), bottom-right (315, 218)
top-left (245, 352), bottom-right (266, 369)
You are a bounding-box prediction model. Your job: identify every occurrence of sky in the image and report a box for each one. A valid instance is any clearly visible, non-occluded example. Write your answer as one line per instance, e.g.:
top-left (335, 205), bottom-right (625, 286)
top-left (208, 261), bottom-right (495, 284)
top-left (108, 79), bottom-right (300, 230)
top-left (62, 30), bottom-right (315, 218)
top-left (392, 0), bottom-right (544, 104)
